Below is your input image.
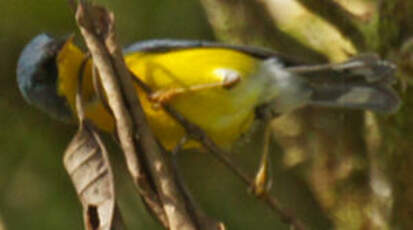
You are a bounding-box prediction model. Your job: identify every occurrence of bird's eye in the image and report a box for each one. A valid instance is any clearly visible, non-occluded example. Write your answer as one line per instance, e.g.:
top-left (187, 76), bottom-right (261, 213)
top-left (33, 56), bottom-right (58, 85)
top-left (42, 56), bottom-right (57, 74)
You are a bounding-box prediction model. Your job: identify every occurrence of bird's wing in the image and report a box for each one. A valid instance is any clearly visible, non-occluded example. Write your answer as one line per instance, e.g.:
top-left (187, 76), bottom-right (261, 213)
top-left (123, 39), bottom-right (303, 66)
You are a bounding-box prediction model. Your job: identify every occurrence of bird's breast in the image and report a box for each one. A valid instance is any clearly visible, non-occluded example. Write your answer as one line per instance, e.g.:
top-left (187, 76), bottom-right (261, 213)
top-left (123, 48), bottom-right (264, 149)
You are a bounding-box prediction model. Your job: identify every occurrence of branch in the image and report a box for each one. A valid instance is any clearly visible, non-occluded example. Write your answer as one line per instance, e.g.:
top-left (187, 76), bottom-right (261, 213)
top-left (200, 0), bottom-right (327, 62)
top-left (73, 3), bottom-right (168, 227)
top-left (63, 38), bottom-right (125, 230)
top-left (164, 107), bottom-right (307, 230)
top-left (131, 74), bottom-right (306, 230)
top-left (295, 0), bottom-right (366, 51)
top-left (73, 1), bottom-right (222, 229)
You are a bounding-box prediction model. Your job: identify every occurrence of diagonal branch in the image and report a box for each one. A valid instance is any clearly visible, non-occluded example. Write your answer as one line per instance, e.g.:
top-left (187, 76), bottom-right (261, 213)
top-left (73, 1), bottom-right (222, 230)
top-left (131, 74), bottom-right (307, 230)
top-left (295, 0), bottom-right (366, 51)
top-left (200, 0), bottom-right (327, 62)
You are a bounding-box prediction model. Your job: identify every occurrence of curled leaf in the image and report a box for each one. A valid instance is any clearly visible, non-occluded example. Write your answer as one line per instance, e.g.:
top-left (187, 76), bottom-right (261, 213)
top-left (64, 121), bottom-right (124, 230)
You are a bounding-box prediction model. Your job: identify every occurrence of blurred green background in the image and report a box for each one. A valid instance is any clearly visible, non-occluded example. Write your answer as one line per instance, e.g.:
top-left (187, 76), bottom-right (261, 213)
top-left (0, 1), bottom-right (331, 229)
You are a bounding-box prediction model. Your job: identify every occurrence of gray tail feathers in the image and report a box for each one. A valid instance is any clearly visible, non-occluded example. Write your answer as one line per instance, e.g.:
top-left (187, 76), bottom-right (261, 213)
top-left (308, 82), bottom-right (401, 113)
top-left (303, 54), bottom-right (401, 114)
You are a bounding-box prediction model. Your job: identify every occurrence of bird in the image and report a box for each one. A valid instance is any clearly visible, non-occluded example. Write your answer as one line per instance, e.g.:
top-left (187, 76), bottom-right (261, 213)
top-left (17, 33), bottom-right (401, 150)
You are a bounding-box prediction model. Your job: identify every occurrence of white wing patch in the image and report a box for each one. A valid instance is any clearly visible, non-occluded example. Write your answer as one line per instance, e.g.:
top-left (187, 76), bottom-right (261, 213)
top-left (214, 68), bottom-right (242, 89)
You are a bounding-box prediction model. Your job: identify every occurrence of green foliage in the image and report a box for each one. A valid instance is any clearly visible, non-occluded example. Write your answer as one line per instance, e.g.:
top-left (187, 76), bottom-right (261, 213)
top-left (3, 0), bottom-right (412, 230)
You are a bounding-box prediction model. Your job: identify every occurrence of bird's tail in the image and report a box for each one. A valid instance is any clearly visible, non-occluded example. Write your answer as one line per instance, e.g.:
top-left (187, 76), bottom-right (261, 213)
top-left (299, 54), bottom-right (401, 113)
top-left (308, 82), bottom-right (400, 113)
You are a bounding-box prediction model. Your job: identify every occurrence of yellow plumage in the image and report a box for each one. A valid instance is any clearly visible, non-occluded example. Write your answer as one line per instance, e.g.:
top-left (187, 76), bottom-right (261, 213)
top-left (57, 40), bottom-right (263, 149)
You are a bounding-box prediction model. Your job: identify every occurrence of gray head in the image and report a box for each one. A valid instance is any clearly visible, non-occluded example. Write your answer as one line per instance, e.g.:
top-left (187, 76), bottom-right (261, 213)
top-left (17, 33), bottom-right (73, 121)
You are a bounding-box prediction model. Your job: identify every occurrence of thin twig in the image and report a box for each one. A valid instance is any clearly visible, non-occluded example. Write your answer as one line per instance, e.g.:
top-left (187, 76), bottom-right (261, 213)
top-left (131, 74), bottom-right (306, 230)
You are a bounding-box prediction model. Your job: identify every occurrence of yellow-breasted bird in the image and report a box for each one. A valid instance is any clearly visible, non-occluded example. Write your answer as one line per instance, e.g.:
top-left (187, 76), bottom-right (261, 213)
top-left (17, 34), bottom-right (400, 149)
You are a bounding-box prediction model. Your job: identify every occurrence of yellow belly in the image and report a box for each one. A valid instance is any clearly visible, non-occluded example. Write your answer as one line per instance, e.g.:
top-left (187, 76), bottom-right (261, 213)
top-left (58, 43), bottom-right (262, 149)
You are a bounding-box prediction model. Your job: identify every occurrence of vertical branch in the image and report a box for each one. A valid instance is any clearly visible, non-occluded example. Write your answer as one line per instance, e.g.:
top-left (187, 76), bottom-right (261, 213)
top-left (377, 1), bottom-right (413, 229)
top-left (364, 112), bottom-right (393, 229)
top-left (74, 3), bottom-right (168, 227)
top-left (63, 41), bottom-right (125, 230)
top-left (73, 1), bottom-right (222, 230)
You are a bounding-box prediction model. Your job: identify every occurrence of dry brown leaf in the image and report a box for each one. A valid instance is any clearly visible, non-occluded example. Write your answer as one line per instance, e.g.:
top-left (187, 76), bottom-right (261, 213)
top-left (64, 121), bottom-right (124, 230)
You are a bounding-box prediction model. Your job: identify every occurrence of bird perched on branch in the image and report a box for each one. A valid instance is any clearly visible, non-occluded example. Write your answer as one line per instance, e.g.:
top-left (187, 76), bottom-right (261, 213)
top-left (17, 34), bottom-right (400, 149)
